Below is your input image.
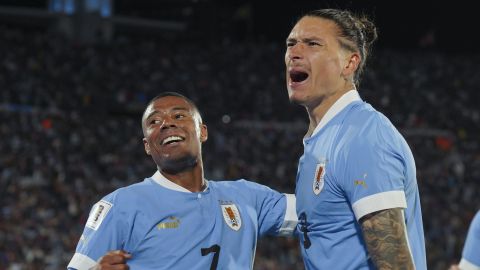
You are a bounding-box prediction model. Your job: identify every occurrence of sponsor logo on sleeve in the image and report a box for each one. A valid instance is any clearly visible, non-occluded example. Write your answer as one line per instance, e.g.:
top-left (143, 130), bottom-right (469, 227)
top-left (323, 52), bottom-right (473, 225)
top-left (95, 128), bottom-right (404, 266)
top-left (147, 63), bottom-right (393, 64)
top-left (354, 173), bottom-right (368, 188)
top-left (86, 200), bottom-right (112, 231)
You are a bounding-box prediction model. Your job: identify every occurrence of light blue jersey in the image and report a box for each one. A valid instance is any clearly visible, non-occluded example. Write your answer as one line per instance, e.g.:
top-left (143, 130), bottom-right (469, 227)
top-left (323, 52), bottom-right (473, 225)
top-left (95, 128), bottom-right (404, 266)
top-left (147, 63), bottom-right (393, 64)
top-left (460, 211), bottom-right (480, 270)
top-left (296, 90), bottom-right (426, 270)
top-left (68, 171), bottom-right (297, 270)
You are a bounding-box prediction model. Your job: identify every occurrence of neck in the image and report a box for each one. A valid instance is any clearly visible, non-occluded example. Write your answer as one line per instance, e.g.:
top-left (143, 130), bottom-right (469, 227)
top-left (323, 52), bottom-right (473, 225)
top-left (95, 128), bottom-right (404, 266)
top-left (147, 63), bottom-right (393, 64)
top-left (159, 160), bottom-right (205, 192)
top-left (305, 85), bottom-right (354, 138)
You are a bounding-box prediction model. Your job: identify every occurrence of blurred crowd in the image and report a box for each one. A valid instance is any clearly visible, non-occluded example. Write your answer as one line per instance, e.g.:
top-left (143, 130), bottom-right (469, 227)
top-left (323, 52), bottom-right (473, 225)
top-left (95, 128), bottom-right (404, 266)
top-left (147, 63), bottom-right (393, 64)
top-left (0, 25), bottom-right (479, 270)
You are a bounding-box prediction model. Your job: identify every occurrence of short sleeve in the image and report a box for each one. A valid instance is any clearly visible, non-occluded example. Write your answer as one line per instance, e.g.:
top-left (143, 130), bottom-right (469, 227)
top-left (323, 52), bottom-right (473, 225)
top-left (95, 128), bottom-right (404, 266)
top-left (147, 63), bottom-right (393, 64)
top-left (460, 211), bottom-right (480, 270)
top-left (67, 193), bottom-right (127, 270)
top-left (238, 180), bottom-right (297, 236)
top-left (339, 115), bottom-right (407, 221)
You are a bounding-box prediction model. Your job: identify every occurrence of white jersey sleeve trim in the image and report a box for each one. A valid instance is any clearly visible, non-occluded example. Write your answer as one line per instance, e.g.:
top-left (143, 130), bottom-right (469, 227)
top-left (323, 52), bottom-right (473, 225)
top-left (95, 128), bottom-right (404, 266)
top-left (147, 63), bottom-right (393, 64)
top-left (352, 190), bottom-right (407, 221)
top-left (67, 253), bottom-right (97, 270)
top-left (278, 193), bottom-right (298, 236)
top-left (459, 258), bottom-right (480, 270)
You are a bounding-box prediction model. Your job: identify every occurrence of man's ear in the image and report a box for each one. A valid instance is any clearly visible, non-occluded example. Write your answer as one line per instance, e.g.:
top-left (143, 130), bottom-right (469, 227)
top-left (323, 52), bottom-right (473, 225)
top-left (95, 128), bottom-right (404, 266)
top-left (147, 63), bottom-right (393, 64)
top-left (342, 52), bottom-right (361, 78)
top-left (200, 124), bottom-right (208, 143)
top-left (143, 138), bottom-right (151, 155)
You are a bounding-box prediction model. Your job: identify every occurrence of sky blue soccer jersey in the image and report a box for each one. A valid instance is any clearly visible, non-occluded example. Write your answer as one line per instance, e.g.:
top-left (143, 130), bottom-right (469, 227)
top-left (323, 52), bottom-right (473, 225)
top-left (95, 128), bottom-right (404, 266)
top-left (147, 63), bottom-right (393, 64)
top-left (67, 171), bottom-right (297, 270)
top-left (460, 211), bottom-right (480, 270)
top-left (295, 90), bottom-right (426, 270)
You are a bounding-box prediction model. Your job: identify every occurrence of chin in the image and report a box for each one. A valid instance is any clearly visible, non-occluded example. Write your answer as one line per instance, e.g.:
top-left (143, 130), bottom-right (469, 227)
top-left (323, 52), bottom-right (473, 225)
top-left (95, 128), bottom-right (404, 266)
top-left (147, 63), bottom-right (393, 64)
top-left (159, 155), bottom-right (198, 174)
top-left (288, 91), bottom-right (307, 106)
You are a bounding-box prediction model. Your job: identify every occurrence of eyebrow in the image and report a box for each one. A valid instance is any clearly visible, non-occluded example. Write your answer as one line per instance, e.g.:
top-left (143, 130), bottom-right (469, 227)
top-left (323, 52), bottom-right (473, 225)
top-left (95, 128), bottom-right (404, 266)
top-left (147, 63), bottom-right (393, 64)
top-left (286, 37), bottom-right (296, 43)
top-left (171, 106), bottom-right (190, 112)
top-left (287, 37), bottom-right (323, 43)
top-left (146, 107), bottom-right (190, 120)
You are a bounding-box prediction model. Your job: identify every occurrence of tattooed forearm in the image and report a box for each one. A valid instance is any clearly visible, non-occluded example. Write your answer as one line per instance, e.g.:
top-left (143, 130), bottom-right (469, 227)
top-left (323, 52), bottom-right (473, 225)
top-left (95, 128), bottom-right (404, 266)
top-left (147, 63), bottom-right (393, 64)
top-left (360, 208), bottom-right (414, 270)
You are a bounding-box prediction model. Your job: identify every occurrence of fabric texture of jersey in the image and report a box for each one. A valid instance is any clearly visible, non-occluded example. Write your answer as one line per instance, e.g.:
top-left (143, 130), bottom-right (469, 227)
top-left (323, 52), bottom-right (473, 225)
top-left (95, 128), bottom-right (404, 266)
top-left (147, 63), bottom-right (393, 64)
top-left (68, 172), bottom-right (296, 270)
top-left (460, 211), bottom-right (480, 270)
top-left (296, 90), bottom-right (426, 270)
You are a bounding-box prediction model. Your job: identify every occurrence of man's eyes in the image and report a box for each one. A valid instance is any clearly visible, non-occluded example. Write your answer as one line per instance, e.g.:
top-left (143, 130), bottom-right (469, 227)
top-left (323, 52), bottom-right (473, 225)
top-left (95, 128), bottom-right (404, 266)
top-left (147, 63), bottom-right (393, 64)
top-left (286, 40), bottom-right (320, 47)
top-left (149, 113), bottom-right (188, 125)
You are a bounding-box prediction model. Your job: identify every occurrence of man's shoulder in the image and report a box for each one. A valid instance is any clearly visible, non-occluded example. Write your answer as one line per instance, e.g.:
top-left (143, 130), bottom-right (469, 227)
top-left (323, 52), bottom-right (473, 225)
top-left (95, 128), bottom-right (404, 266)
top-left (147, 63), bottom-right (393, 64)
top-left (210, 179), bottom-right (257, 188)
top-left (472, 211), bottom-right (480, 230)
top-left (209, 179), bottom-right (274, 194)
top-left (346, 102), bottom-right (391, 126)
top-left (102, 178), bottom-right (154, 204)
top-left (332, 102), bottom-right (407, 161)
top-left (342, 103), bottom-right (399, 140)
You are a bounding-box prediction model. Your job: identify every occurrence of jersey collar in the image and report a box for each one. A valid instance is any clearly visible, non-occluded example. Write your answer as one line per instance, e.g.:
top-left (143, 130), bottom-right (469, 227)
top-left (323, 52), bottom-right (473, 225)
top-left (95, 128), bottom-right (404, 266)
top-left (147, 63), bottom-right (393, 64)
top-left (151, 171), bottom-right (209, 193)
top-left (309, 90), bottom-right (361, 138)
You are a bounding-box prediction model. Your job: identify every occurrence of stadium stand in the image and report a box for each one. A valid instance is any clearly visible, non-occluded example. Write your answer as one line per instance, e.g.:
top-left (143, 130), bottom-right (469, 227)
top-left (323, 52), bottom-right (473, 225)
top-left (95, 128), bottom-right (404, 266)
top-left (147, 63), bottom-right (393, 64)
top-left (0, 25), bottom-right (479, 269)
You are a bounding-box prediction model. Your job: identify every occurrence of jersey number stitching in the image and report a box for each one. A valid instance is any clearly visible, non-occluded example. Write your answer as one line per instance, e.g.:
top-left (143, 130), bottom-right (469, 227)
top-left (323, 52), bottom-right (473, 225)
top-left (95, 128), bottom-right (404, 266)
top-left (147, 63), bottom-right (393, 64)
top-left (201, 244), bottom-right (221, 270)
top-left (299, 213), bottom-right (311, 249)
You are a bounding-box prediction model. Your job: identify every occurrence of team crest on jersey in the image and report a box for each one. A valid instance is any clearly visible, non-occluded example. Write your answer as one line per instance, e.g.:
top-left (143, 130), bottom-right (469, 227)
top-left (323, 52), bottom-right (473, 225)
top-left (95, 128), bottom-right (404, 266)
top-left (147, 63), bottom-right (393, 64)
top-left (221, 203), bottom-right (242, 231)
top-left (313, 160), bottom-right (326, 195)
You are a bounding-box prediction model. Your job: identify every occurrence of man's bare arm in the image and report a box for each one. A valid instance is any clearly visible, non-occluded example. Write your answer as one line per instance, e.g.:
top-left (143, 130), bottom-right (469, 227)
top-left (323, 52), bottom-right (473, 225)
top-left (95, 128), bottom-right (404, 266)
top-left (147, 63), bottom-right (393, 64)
top-left (360, 208), bottom-right (414, 270)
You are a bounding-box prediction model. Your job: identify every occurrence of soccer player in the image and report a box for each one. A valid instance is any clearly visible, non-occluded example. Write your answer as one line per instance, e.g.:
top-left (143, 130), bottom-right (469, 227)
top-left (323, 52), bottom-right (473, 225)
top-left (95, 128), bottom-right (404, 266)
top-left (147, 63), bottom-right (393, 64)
top-left (450, 211), bottom-right (480, 270)
top-left (285, 9), bottom-right (426, 269)
top-left (67, 92), bottom-right (297, 270)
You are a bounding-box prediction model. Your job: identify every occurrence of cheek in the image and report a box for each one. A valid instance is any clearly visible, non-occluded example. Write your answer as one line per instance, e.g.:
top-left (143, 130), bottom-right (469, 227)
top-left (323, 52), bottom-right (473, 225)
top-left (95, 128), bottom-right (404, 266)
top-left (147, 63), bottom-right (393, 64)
top-left (312, 56), bottom-right (341, 78)
top-left (146, 131), bottom-right (160, 147)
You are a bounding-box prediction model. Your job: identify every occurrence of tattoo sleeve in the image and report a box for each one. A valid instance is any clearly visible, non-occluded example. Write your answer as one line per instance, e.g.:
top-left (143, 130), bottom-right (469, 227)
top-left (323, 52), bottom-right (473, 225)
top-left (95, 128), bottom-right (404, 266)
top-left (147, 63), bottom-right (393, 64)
top-left (360, 208), bottom-right (414, 270)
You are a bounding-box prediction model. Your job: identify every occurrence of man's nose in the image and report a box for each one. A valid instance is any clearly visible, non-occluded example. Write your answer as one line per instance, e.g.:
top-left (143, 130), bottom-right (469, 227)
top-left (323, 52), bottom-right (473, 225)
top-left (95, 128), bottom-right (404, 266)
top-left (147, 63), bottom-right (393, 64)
top-left (288, 43), bottom-right (304, 60)
top-left (160, 118), bottom-right (176, 130)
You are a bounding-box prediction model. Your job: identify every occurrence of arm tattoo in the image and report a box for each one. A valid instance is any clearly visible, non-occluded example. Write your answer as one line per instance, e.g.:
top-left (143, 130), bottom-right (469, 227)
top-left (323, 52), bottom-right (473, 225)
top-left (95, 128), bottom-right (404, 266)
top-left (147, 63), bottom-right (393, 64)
top-left (360, 208), bottom-right (414, 270)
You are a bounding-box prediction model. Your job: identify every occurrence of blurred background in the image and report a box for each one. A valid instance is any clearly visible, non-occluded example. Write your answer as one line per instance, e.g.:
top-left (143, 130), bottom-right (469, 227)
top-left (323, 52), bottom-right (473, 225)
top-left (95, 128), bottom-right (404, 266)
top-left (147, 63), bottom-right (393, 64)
top-left (0, 0), bottom-right (478, 269)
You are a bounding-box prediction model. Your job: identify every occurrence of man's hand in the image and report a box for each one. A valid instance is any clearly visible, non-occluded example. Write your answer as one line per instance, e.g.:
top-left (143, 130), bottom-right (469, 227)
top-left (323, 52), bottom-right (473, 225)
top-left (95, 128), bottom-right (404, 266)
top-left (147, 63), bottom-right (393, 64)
top-left (449, 264), bottom-right (460, 270)
top-left (90, 250), bottom-right (132, 270)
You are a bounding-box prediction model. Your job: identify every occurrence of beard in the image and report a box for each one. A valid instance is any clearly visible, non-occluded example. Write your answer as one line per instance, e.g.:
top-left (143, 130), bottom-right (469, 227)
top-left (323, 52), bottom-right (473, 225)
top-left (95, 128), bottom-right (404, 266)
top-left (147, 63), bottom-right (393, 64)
top-left (157, 154), bottom-right (198, 175)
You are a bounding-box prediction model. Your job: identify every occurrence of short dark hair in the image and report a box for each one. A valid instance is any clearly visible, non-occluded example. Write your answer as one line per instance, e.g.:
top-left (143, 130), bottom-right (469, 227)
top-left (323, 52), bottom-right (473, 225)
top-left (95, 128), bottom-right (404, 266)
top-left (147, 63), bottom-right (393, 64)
top-left (146, 92), bottom-right (200, 115)
top-left (300, 9), bottom-right (378, 85)
top-left (142, 92), bottom-right (203, 134)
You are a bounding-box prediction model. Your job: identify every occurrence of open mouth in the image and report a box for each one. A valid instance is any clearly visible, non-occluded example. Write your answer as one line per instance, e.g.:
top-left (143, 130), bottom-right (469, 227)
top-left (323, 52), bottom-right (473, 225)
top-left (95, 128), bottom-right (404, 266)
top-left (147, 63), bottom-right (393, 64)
top-left (161, 136), bottom-right (185, 145)
top-left (290, 70), bottom-right (309, 83)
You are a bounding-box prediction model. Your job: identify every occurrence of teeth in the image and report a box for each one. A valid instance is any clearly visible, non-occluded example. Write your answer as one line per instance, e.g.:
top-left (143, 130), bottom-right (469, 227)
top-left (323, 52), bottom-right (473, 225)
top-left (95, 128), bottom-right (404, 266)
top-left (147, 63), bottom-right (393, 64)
top-left (162, 136), bottom-right (184, 145)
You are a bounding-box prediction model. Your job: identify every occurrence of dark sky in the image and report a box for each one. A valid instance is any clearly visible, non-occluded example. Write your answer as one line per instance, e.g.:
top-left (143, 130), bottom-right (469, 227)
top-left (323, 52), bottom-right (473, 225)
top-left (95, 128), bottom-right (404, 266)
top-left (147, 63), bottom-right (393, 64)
top-left (236, 0), bottom-right (475, 52)
top-left (0, 0), bottom-right (475, 51)
top-left (112, 0), bottom-right (475, 51)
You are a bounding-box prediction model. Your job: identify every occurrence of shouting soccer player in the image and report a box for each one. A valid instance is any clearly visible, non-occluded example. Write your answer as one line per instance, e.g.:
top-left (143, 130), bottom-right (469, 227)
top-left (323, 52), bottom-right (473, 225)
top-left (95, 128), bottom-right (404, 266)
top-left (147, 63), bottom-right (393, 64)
top-left (285, 9), bottom-right (426, 269)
